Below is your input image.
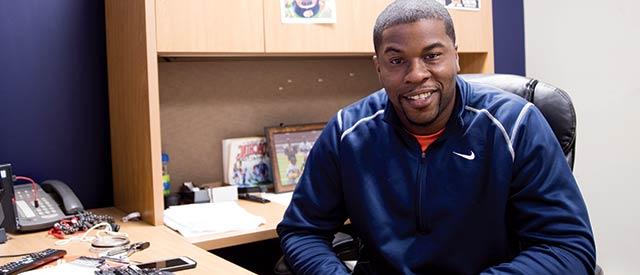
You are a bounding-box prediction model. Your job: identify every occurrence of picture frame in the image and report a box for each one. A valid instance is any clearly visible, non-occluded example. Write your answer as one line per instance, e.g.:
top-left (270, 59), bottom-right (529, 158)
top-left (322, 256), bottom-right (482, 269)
top-left (265, 123), bottom-right (325, 193)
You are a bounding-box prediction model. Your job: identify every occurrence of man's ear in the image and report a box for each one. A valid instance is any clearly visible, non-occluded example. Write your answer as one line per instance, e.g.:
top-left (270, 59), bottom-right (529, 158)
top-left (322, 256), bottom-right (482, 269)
top-left (373, 55), bottom-right (383, 84)
top-left (373, 55), bottom-right (381, 73)
top-left (454, 45), bottom-right (461, 72)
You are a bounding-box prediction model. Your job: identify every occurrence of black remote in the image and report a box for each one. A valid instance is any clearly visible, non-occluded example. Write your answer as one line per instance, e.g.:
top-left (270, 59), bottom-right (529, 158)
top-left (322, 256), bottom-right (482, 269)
top-left (0, 248), bottom-right (66, 275)
top-left (238, 193), bottom-right (270, 203)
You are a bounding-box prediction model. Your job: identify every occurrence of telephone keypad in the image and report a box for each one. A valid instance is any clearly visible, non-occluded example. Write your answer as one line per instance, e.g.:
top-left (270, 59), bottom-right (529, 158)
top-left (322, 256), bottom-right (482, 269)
top-left (13, 184), bottom-right (66, 231)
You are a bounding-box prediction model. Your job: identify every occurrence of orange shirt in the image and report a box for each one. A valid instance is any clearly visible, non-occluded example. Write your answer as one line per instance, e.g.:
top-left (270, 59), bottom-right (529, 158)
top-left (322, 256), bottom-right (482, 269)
top-left (411, 128), bottom-right (445, 152)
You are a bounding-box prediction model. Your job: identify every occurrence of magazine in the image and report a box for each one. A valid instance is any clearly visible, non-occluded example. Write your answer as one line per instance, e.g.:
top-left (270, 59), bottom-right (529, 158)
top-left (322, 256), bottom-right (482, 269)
top-left (222, 137), bottom-right (272, 187)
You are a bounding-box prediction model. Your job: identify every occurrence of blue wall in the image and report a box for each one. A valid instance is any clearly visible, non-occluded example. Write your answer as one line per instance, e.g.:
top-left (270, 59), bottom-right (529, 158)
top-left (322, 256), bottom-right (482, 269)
top-left (0, 0), bottom-right (525, 210)
top-left (492, 0), bottom-right (526, 75)
top-left (0, 0), bottom-right (112, 208)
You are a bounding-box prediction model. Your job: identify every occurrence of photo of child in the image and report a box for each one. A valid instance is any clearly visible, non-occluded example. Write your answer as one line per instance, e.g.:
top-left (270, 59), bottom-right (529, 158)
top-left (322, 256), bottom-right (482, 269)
top-left (280, 0), bottom-right (337, 24)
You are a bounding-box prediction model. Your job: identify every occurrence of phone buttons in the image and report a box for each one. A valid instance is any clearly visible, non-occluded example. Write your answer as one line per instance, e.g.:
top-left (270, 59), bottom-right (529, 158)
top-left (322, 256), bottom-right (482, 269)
top-left (16, 200), bottom-right (36, 218)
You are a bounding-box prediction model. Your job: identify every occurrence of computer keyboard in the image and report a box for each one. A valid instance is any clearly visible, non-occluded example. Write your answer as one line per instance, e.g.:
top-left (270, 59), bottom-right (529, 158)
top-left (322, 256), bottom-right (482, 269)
top-left (0, 248), bottom-right (66, 275)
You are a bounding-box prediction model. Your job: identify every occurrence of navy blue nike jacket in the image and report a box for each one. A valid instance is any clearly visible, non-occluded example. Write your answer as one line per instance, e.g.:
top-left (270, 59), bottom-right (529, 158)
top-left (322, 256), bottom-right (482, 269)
top-left (277, 76), bottom-right (595, 274)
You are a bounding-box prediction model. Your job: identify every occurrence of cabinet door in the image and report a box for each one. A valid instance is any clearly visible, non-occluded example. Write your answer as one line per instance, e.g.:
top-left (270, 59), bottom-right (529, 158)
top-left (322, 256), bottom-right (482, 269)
top-left (264, 0), bottom-right (392, 54)
top-left (449, 0), bottom-right (494, 53)
top-left (449, 0), bottom-right (494, 72)
top-left (156, 0), bottom-right (265, 55)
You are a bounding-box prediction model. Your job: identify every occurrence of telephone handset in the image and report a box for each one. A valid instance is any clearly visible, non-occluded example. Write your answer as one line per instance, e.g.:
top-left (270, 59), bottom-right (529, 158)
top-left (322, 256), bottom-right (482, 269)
top-left (13, 180), bottom-right (84, 232)
top-left (40, 180), bottom-right (84, 215)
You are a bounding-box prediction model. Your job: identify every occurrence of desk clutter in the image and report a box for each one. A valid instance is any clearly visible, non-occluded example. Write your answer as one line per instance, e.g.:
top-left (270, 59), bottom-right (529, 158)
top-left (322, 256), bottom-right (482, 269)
top-left (16, 255), bottom-right (182, 275)
top-left (0, 243), bottom-right (172, 275)
top-left (49, 211), bottom-right (117, 238)
top-left (179, 183), bottom-right (239, 204)
top-left (94, 265), bottom-right (173, 275)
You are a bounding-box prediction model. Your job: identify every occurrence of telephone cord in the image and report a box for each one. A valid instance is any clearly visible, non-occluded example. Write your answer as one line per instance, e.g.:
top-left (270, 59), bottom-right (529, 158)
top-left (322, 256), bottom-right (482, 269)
top-left (14, 176), bottom-right (39, 207)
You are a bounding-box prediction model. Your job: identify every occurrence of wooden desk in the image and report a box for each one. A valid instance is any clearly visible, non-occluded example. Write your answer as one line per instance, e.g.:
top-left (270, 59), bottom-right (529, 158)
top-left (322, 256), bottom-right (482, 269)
top-left (182, 200), bottom-right (288, 251)
top-left (0, 208), bottom-right (252, 274)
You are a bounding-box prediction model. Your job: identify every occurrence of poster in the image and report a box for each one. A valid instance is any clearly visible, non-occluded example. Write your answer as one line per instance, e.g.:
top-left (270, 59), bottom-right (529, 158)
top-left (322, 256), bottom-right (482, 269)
top-left (222, 137), bottom-right (272, 187)
top-left (280, 0), bottom-right (337, 24)
top-left (437, 0), bottom-right (480, 11)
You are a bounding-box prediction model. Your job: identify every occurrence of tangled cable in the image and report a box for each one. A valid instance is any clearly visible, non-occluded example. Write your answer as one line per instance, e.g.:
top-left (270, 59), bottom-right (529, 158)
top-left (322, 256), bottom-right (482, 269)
top-left (49, 211), bottom-right (118, 239)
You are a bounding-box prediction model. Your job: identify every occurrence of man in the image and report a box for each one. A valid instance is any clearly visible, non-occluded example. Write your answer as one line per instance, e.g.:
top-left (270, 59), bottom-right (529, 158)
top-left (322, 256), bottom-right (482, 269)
top-left (277, 0), bottom-right (596, 274)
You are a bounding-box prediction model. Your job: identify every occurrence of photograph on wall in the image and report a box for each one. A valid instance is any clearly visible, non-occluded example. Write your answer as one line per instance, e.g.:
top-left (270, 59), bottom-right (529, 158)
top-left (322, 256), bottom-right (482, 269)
top-left (280, 0), bottom-right (337, 24)
top-left (436, 0), bottom-right (480, 11)
top-left (265, 123), bottom-right (325, 193)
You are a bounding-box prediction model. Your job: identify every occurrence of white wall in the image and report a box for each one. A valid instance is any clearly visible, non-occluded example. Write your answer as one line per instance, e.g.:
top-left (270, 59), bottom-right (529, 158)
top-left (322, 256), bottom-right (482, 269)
top-left (524, 0), bottom-right (640, 273)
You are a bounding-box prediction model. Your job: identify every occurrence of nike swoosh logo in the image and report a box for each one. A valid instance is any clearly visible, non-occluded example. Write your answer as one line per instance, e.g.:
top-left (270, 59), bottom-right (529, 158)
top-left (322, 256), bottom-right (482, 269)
top-left (453, 151), bottom-right (475, 160)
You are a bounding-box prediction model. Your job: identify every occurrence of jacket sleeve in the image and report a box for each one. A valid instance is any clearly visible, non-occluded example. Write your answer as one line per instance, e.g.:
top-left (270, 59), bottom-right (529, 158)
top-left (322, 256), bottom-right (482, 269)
top-left (481, 106), bottom-right (596, 275)
top-left (277, 117), bottom-right (350, 275)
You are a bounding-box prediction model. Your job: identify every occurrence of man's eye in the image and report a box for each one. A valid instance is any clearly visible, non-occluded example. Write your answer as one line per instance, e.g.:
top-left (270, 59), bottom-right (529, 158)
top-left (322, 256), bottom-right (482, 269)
top-left (389, 58), bottom-right (404, 65)
top-left (424, 53), bottom-right (441, 61)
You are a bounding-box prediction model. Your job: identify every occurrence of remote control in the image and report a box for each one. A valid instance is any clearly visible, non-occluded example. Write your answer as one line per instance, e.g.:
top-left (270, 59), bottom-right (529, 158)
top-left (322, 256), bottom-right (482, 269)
top-left (238, 193), bottom-right (270, 203)
top-left (0, 248), bottom-right (66, 275)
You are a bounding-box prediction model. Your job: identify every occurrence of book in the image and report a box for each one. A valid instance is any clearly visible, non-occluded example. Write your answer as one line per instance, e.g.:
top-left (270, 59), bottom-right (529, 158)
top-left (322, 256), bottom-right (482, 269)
top-left (222, 137), bottom-right (272, 187)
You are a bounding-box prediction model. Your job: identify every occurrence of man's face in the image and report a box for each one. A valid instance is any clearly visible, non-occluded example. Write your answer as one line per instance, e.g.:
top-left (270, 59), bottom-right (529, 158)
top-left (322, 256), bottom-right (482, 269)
top-left (374, 19), bottom-right (459, 135)
top-left (294, 0), bottom-right (318, 9)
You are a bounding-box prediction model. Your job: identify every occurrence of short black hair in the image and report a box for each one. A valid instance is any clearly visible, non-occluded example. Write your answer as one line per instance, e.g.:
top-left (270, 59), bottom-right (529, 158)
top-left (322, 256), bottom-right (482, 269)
top-left (373, 0), bottom-right (456, 54)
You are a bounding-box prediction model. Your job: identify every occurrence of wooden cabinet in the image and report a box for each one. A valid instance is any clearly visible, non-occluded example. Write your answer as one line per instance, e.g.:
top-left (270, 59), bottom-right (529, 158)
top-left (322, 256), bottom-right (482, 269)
top-left (155, 0), bottom-right (493, 57)
top-left (155, 0), bottom-right (265, 54)
top-left (449, 3), bottom-right (495, 73)
top-left (450, 6), bottom-right (494, 53)
top-left (154, 0), bottom-right (493, 71)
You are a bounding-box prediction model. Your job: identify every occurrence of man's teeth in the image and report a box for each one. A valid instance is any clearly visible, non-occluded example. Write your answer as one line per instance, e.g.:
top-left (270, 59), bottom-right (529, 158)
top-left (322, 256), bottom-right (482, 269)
top-left (408, 92), bottom-right (432, 100)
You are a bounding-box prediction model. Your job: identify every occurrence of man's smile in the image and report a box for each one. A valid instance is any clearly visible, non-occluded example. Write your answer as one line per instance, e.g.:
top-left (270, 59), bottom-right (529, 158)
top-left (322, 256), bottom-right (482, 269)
top-left (402, 87), bottom-right (439, 109)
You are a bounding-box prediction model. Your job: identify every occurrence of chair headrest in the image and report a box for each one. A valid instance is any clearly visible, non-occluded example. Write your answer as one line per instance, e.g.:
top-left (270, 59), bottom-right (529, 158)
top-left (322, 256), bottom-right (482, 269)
top-left (460, 74), bottom-right (576, 168)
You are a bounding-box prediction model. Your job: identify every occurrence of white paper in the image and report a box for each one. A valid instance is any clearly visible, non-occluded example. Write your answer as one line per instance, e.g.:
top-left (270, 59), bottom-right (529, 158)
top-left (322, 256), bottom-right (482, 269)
top-left (163, 201), bottom-right (265, 238)
top-left (261, 192), bottom-right (293, 207)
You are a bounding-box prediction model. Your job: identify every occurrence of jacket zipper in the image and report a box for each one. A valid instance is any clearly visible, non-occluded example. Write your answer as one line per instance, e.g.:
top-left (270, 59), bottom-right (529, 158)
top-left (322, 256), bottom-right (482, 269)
top-left (417, 151), bottom-right (427, 232)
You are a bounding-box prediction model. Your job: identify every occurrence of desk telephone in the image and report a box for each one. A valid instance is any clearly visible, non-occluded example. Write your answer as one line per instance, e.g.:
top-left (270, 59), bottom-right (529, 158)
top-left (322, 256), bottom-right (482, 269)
top-left (12, 179), bottom-right (84, 232)
top-left (2, 164), bottom-right (84, 233)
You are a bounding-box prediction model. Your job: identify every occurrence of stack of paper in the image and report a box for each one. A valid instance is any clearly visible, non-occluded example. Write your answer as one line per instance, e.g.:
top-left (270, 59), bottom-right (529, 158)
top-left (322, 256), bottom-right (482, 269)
top-left (164, 201), bottom-right (266, 238)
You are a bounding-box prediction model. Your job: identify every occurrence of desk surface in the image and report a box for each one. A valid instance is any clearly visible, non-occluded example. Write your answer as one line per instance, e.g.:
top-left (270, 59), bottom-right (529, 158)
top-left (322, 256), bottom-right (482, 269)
top-left (183, 200), bottom-right (288, 251)
top-left (0, 208), bottom-right (252, 274)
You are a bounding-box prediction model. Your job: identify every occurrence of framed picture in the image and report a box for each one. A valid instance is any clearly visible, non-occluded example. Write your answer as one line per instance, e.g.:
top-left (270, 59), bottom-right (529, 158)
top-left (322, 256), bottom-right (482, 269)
top-left (265, 123), bottom-right (325, 193)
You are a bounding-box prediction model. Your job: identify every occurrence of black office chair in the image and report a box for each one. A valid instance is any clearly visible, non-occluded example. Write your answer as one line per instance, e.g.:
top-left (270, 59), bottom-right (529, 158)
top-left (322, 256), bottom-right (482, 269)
top-left (463, 74), bottom-right (601, 275)
top-left (275, 74), bottom-right (602, 275)
top-left (461, 74), bottom-right (577, 169)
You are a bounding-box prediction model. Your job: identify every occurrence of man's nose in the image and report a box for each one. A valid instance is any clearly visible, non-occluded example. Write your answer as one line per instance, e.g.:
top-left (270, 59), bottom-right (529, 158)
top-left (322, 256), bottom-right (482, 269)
top-left (404, 60), bottom-right (431, 84)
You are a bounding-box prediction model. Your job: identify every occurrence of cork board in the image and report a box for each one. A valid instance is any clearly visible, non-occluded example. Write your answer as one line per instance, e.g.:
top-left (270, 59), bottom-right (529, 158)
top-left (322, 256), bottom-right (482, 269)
top-left (158, 57), bottom-right (381, 190)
